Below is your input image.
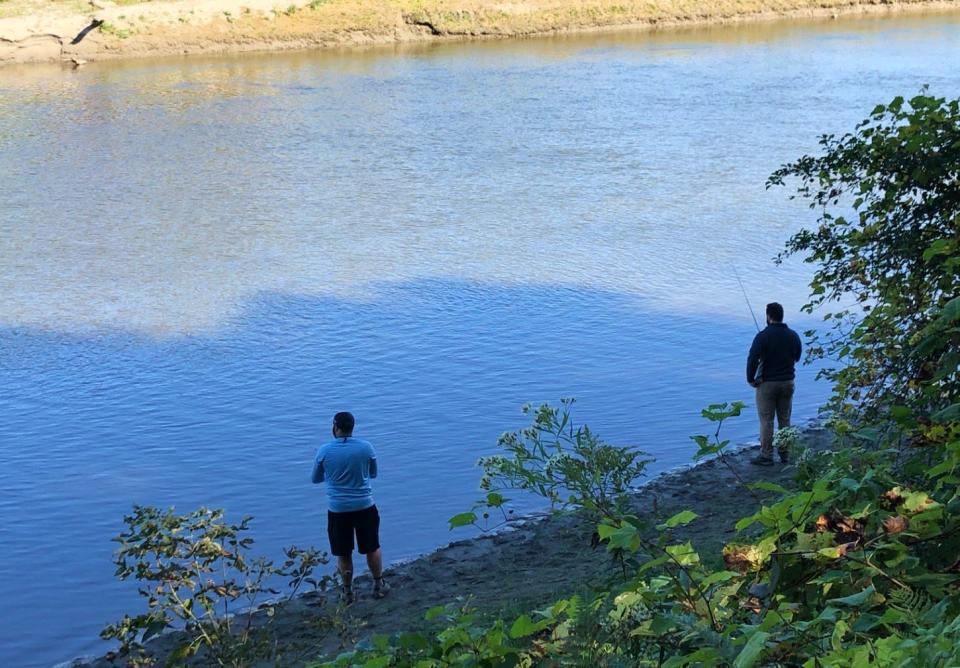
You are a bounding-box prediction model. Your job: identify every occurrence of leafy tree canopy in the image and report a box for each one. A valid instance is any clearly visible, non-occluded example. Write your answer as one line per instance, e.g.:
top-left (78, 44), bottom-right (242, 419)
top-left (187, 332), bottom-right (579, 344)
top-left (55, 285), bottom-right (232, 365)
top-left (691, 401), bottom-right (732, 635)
top-left (767, 90), bottom-right (960, 417)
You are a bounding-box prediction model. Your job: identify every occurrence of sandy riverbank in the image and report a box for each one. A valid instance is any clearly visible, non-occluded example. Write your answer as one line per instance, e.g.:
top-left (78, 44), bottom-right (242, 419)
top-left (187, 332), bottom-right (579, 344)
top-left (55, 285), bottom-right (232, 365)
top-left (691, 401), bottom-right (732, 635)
top-left (1, 0), bottom-right (957, 67)
top-left (72, 424), bottom-right (832, 667)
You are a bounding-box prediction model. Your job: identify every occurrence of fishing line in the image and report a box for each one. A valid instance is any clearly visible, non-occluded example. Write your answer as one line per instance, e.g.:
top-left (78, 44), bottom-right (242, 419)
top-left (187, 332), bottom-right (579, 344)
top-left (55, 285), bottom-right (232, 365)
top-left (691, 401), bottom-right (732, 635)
top-left (732, 265), bottom-right (761, 332)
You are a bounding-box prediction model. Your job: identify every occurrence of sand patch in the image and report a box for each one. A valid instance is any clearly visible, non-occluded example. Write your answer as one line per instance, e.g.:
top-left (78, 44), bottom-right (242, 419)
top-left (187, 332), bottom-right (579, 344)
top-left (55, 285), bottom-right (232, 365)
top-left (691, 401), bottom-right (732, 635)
top-left (1, 0), bottom-right (957, 67)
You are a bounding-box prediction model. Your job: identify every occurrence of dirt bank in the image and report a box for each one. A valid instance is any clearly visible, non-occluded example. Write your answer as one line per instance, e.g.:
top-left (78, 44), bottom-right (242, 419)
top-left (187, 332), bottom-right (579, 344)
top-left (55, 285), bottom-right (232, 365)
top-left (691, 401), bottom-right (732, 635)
top-left (1, 0), bottom-right (957, 68)
top-left (73, 424), bottom-right (832, 667)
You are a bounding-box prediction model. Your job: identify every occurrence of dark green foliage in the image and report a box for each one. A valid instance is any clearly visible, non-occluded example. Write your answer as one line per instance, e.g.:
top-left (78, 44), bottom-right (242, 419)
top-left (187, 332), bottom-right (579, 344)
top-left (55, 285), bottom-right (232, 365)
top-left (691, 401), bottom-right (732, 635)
top-left (767, 90), bottom-right (960, 418)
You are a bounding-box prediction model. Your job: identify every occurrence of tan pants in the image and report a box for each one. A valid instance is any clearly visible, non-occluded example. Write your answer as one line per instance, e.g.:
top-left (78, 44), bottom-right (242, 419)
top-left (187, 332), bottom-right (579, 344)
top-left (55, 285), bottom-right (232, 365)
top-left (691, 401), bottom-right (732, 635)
top-left (756, 380), bottom-right (795, 459)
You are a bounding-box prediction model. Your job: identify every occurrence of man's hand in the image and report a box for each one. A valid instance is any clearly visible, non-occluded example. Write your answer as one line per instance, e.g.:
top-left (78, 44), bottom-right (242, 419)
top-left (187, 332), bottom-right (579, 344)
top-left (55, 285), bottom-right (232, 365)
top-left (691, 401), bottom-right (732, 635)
top-left (750, 381), bottom-right (761, 388)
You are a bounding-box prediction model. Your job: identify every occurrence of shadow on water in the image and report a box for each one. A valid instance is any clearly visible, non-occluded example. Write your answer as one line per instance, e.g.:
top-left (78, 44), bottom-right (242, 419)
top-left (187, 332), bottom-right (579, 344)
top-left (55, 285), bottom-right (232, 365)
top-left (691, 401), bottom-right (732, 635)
top-left (0, 278), bottom-right (829, 666)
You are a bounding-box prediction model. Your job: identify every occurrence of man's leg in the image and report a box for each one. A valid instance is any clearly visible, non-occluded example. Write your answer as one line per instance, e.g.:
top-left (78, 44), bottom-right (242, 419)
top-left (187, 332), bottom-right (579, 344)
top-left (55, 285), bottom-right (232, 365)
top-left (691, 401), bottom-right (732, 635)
top-left (327, 511), bottom-right (355, 602)
top-left (367, 548), bottom-right (388, 598)
top-left (337, 555), bottom-right (354, 590)
top-left (365, 548), bottom-right (383, 579)
top-left (356, 506), bottom-right (388, 598)
top-left (775, 381), bottom-right (795, 430)
top-left (755, 384), bottom-right (776, 463)
top-left (775, 381), bottom-right (795, 461)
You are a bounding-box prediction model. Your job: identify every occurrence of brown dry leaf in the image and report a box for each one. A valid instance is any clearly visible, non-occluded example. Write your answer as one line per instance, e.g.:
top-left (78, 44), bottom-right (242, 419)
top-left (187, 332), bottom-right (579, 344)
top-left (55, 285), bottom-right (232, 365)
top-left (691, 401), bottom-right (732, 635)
top-left (814, 510), bottom-right (865, 545)
top-left (834, 525), bottom-right (865, 546)
top-left (834, 514), bottom-right (859, 533)
top-left (530, 640), bottom-right (549, 658)
top-left (835, 542), bottom-right (858, 557)
top-left (882, 515), bottom-right (909, 535)
top-left (882, 487), bottom-right (905, 509)
top-left (723, 546), bottom-right (753, 574)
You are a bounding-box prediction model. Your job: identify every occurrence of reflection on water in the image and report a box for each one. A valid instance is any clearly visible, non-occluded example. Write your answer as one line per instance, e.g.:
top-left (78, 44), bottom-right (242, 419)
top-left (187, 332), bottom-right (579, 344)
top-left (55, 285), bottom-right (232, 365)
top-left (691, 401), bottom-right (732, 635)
top-left (1, 10), bottom-right (959, 668)
top-left (1, 12), bottom-right (958, 336)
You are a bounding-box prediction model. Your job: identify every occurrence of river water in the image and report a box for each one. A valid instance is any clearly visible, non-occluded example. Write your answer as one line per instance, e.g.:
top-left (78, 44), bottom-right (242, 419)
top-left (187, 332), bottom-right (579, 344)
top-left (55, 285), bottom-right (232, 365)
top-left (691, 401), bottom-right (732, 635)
top-left (1, 10), bottom-right (959, 667)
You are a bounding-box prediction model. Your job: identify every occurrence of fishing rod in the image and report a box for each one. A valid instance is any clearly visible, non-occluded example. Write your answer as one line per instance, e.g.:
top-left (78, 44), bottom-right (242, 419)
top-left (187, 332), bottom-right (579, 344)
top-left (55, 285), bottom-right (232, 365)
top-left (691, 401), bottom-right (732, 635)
top-left (733, 264), bottom-right (765, 386)
top-left (732, 265), bottom-right (761, 332)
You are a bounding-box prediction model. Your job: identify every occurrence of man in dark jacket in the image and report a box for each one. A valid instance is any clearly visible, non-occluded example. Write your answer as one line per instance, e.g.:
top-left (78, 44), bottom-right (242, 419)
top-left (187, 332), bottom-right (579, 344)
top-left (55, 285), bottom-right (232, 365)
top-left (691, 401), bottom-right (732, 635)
top-left (747, 302), bottom-right (802, 465)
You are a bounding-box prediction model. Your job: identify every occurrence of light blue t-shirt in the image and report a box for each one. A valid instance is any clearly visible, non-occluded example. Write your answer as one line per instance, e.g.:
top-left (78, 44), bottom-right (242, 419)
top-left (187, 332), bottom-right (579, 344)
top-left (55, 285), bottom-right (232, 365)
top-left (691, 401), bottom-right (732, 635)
top-left (311, 437), bottom-right (378, 513)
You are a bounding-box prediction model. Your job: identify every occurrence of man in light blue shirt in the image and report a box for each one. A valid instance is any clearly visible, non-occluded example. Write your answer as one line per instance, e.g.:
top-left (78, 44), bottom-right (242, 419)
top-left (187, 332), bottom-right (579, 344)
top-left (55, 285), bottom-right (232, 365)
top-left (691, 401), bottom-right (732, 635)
top-left (311, 411), bottom-right (387, 602)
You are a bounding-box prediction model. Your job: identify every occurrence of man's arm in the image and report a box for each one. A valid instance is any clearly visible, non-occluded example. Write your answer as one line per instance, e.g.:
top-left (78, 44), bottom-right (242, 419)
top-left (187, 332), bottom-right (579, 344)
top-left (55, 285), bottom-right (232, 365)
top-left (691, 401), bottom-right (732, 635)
top-left (794, 331), bottom-right (802, 363)
top-left (746, 333), bottom-right (762, 385)
top-left (311, 452), bottom-right (325, 484)
top-left (368, 446), bottom-right (378, 479)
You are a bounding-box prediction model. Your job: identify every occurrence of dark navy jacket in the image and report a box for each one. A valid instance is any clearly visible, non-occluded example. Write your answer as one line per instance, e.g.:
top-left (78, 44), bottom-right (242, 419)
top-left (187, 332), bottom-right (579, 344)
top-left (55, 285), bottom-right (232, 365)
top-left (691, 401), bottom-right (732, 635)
top-left (746, 322), bottom-right (802, 383)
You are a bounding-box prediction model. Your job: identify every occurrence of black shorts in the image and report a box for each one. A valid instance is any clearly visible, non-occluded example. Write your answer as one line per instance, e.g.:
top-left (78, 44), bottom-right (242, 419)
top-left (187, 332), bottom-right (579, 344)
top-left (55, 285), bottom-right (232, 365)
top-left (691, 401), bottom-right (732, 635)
top-left (327, 505), bottom-right (380, 557)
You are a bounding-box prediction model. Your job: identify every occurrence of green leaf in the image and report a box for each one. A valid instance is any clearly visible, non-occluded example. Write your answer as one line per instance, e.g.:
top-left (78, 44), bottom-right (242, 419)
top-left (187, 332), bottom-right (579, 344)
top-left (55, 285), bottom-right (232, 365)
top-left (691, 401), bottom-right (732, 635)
top-left (658, 510), bottom-right (699, 529)
top-left (749, 481), bottom-right (788, 494)
top-left (636, 555), bottom-right (669, 575)
top-left (486, 492), bottom-right (506, 507)
top-left (903, 573), bottom-right (958, 595)
top-left (852, 613), bottom-right (882, 633)
top-left (448, 512), bottom-right (477, 530)
top-left (666, 648), bottom-right (723, 667)
top-left (398, 632), bottom-right (429, 651)
top-left (509, 614), bottom-right (545, 639)
top-left (923, 238), bottom-right (954, 262)
top-left (733, 630), bottom-right (770, 668)
top-left (596, 522), bottom-right (617, 540)
top-left (902, 491), bottom-right (938, 513)
top-left (936, 296), bottom-right (960, 324)
top-left (362, 658), bottom-right (391, 668)
top-left (166, 643), bottom-right (196, 664)
top-left (603, 522), bottom-right (641, 553)
top-left (830, 619), bottom-right (850, 652)
top-left (829, 584), bottom-right (881, 608)
top-left (701, 570), bottom-right (739, 587)
top-left (816, 607), bottom-right (840, 622)
top-left (932, 403), bottom-right (960, 423)
top-left (425, 605), bottom-right (447, 621)
top-left (691, 434), bottom-right (721, 459)
top-left (817, 546), bottom-right (847, 559)
top-left (142, 619), bottom-right (168, 642)
top-left (889, 405), bottom-right (912, 421)
top-left (665, 541), bottom-right (700, 567)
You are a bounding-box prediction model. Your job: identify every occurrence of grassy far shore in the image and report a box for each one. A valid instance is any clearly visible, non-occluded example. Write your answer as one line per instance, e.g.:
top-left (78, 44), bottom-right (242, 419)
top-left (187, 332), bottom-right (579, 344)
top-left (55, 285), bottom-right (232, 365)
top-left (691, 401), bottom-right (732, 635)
top-left (1, 0), bottom-right (957, 67)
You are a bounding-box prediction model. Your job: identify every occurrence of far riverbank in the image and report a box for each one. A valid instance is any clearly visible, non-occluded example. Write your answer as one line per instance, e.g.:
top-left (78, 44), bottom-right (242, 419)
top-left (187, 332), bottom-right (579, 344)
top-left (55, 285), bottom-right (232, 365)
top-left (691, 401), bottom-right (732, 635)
top-left (1, 0), bottom-right (958, 67)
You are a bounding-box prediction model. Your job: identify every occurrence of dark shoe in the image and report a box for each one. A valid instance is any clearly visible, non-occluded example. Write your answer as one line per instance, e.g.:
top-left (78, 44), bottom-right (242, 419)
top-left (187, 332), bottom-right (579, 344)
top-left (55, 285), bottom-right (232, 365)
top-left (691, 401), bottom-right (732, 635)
top-left (750, 456), bottom-right (775, 467)
top-left (340, 587), bottom-right (354, 605)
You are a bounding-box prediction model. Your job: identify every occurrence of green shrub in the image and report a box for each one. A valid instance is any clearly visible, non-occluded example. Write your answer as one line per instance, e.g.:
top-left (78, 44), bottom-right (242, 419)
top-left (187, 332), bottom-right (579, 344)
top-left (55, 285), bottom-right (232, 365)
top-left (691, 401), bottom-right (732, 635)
top-left (768, 90), bottom-right (960, 420)
top-left (101, 506), bottom-right (336, 667)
